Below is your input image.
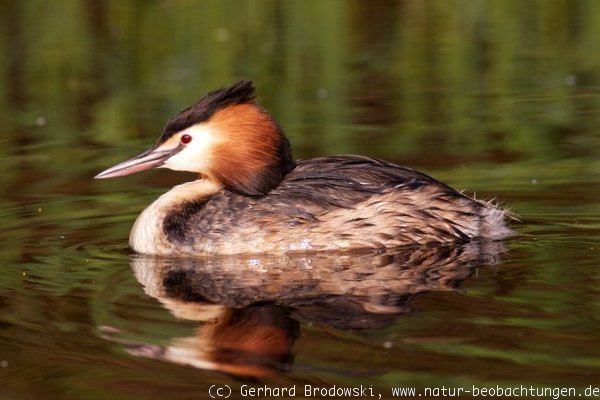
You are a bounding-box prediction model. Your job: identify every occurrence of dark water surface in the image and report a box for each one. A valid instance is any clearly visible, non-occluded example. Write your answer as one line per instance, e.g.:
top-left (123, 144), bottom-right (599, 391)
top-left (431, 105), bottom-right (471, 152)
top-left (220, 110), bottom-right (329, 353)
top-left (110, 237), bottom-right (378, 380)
top-left (0, 1), bottom-right (599, 399)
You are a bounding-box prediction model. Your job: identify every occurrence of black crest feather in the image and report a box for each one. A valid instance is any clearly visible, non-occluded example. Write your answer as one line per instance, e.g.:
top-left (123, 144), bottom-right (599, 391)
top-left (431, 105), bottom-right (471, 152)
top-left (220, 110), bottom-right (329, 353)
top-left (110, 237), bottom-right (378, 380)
top-left (157, 80), bottom-right (256, 144)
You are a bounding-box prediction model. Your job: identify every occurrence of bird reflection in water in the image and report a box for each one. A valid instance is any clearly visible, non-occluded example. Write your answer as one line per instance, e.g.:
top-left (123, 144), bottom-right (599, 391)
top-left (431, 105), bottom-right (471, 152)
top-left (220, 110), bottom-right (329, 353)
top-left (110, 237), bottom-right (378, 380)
top-left (112, 242), bottom-right (505, 378)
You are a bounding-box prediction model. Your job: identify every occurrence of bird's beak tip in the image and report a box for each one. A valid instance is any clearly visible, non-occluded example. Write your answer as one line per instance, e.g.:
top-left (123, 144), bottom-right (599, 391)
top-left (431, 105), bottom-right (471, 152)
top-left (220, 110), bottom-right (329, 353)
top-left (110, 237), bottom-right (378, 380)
top-left (93, 168), bottom-right (121, 180)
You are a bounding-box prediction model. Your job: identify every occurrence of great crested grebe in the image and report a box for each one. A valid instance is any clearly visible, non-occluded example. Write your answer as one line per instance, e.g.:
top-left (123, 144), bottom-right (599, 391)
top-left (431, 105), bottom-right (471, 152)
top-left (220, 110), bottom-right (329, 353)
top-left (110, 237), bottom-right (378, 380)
top-left (95, 80), bottom-right (513, 256)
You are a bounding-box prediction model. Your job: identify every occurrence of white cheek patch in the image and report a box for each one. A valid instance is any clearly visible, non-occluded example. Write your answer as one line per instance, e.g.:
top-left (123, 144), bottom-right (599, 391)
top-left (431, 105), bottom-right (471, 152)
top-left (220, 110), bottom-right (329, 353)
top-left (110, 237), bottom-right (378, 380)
top-left (161, 124), bottom-right (219, 173)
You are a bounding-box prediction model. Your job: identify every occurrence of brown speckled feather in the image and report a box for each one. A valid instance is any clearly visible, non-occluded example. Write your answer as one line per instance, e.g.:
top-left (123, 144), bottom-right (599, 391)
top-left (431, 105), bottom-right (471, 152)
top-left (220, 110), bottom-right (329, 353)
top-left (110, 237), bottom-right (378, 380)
top-left (162, 155), bottom-right (512, 255)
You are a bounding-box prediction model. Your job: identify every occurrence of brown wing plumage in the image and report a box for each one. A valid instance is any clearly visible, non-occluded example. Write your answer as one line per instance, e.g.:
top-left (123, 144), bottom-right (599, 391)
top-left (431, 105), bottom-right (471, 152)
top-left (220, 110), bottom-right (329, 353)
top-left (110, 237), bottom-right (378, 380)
top-left (167, 155), bottom-right (512, 254)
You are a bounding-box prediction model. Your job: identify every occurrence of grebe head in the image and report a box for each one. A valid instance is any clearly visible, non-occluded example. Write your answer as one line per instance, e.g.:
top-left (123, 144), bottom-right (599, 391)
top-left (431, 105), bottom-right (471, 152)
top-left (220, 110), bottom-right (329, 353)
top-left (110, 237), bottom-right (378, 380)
top-left (95, 80), bottom-right (294, 195)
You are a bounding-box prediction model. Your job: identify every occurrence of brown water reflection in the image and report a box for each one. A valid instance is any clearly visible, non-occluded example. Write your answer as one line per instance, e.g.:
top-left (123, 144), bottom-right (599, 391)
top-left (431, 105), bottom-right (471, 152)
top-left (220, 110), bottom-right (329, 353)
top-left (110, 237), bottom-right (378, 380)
top-left (114, 243), bottom-right (505, 378)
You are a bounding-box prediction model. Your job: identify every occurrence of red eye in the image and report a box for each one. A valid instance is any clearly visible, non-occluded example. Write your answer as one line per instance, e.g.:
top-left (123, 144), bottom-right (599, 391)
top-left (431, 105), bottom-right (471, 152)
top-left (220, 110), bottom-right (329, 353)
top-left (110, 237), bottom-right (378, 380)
top-left (180, 134), bottom-right (192, 144)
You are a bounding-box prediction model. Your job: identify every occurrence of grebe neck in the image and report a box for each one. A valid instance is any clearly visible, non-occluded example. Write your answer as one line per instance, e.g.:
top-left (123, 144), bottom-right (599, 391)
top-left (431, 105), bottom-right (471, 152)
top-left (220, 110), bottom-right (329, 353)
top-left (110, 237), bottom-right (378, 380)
top-left (129, 179), bottom-right (223, 255)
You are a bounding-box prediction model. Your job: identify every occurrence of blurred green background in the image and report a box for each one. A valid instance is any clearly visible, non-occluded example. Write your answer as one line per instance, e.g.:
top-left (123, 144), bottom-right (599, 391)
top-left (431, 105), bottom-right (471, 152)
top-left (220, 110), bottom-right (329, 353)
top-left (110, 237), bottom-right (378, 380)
top-left (2, 0), bottom-right (600, 161)
top-left (0, 1), bottom-right (598, 399)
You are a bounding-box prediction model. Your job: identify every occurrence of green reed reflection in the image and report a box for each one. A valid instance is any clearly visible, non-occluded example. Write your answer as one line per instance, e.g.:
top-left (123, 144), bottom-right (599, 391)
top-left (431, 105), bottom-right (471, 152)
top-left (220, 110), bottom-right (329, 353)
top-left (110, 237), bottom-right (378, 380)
top-left (0, 1), bottom-right (599, 160)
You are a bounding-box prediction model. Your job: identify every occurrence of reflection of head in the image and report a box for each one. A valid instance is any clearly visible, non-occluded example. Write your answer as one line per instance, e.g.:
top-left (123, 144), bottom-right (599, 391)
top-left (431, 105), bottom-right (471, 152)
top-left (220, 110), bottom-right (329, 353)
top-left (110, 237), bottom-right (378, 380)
top-left (195, 304), bottom-right (299, 377)
top-left (125, 242), bottom-right (505, 377)
top-left (128, 261), bottom-right (300, 378)
top-left (127, 304), bottom-right (298, 378)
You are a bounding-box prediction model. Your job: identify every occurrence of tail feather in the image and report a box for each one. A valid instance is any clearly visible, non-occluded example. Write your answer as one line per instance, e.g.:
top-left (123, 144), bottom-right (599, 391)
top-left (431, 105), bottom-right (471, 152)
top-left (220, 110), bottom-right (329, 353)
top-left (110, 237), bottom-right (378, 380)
top-left (478, 200), bottom-right (517, 240)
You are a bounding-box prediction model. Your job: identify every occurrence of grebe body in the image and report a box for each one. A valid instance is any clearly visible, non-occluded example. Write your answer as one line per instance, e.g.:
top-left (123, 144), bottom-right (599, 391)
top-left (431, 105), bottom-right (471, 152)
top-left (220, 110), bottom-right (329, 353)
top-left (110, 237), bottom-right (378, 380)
top-left (96, 81), bottom-right (512, 256)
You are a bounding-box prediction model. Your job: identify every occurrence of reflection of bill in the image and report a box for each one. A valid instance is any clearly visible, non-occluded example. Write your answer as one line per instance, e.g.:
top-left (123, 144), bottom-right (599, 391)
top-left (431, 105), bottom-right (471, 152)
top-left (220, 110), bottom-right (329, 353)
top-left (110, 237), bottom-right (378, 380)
top-left (130, 304), bottom-right (298, 378)
top-left (106, 242), bottom-right (505, 378)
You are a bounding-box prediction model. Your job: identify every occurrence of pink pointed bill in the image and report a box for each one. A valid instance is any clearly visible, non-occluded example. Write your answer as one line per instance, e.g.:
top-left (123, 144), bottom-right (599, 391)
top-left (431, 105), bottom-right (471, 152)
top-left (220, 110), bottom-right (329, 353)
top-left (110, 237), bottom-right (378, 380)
top-left (94, 147), bottom-right (180, 179)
